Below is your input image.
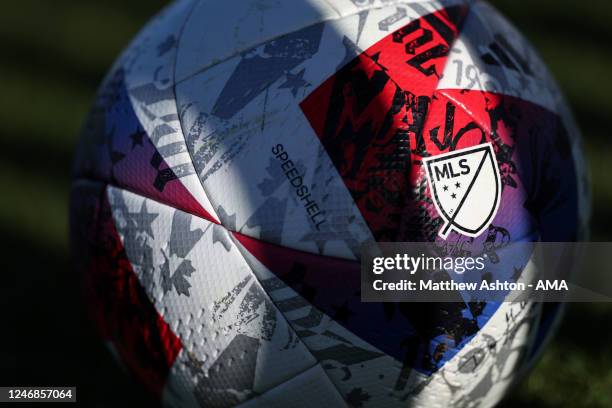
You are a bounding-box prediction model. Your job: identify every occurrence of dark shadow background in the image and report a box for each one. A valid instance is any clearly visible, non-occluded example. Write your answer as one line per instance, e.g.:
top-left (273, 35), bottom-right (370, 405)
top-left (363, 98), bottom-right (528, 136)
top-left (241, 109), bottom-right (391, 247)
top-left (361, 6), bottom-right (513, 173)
top-left (0, 0), bottom-right (610, 406)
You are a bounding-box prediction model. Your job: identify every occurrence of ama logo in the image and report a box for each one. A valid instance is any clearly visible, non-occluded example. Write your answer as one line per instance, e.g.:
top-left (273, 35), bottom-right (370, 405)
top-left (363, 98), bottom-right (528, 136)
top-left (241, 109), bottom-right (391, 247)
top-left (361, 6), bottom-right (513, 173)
top-left (424, 143), bottom-right (502, 239)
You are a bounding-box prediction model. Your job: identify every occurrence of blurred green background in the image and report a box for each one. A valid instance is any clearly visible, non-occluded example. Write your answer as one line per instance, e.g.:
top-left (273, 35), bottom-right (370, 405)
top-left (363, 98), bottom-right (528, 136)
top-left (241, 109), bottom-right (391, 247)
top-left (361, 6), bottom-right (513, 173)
top-left (0, 0), bottom-right (610, 406)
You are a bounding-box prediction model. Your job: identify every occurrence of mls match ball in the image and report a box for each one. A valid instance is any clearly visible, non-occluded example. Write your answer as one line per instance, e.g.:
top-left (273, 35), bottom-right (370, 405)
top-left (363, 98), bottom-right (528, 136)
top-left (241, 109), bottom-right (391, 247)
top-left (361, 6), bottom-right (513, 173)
top-left (70, 0), bottom-right (589, 407)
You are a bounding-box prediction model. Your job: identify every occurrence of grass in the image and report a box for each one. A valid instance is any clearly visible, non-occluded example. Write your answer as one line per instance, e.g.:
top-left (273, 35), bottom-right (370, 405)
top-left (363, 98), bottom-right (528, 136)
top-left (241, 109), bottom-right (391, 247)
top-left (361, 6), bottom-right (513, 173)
top-left (1, 0), bottom-right (610, 406)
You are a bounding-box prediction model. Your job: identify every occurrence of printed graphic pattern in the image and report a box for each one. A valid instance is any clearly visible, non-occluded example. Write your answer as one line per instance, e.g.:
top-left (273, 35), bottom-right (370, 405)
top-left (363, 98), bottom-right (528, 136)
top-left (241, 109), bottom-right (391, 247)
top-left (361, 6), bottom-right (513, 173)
top-left (71, 0), bottom-right (589, 407)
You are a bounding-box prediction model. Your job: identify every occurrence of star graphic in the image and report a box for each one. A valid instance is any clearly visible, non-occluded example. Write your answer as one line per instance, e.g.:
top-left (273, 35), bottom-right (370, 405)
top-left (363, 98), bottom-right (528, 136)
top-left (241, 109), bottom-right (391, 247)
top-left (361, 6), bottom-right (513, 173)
top-left (130, 201), bottom-right (159, 238)
top-left (455, 181), bottom-right (461, 189)
top-left (279, 69), bottom-right (310, 97)
top-left (442, 185), bottom-right (449, 192)
top-left (130, 128), bottom-right (147, 149)
top-left (451, 193), bottom-right (457, 199)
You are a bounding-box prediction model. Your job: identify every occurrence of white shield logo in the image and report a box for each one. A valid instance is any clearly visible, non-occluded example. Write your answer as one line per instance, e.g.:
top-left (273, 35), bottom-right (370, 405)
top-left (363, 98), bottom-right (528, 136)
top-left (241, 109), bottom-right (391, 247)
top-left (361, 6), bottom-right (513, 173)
top-left (423, 143), bottom-right (502, 239)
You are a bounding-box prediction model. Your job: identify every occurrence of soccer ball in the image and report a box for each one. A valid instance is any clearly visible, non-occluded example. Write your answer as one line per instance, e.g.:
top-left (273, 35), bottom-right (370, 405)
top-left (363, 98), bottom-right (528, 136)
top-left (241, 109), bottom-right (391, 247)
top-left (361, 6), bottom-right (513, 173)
top-left (70, 0), bottom-right (589, 407)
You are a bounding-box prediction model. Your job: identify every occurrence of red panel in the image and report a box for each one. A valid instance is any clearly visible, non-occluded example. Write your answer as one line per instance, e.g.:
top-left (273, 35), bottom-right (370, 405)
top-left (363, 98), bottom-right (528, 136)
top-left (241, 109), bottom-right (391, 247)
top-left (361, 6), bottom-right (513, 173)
top-left (300, 6), bottom-right (468, 241)
top-left (80, 190), bottom-right (183, 397)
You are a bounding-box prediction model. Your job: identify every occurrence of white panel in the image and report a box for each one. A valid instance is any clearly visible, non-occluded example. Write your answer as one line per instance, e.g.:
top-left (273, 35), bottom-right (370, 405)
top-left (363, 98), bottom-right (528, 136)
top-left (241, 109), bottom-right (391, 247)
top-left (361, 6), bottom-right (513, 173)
top-left (437, 2), bottom-right (562, 113)
top-left (175, 0), bottom-right (340, 81)
top-left (237, 365), bottom-right (346, 408)
top-left (108, 186), bottom-right (318, 405)
top-left (175, 51), bottom-right (374, 259)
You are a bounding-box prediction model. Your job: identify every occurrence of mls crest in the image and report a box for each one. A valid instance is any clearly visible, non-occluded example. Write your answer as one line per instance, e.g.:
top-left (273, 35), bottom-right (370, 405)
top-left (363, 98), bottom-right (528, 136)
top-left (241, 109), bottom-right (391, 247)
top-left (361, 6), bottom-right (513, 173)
top-left (424, 143), bottom-right (502, 239)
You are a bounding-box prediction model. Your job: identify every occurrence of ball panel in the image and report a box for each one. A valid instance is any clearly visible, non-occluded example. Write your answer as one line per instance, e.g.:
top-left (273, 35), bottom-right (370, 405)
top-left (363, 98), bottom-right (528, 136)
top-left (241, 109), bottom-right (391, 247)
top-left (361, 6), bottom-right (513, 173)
top-left (175, 0), bottom-right (338, 82)
top-left (233, 234), bottom-right (412, 406)
top-left (236, 364), bottom-right (346, 408)
top-left (70, 0), bottom-right (590, 406)
top-left (176, 47), bottom-right (374, 259)
top-left (437, 2), bottom-right (562, 113)
top-left (72, 64), bottom-right (215, 222)
top-left (72, 181), bottom-right (183, 397)
top-left (234, 231), bottom-right (545, 407)
top-left (106, 186), bottom-right (325, 405)
top-left (433, 88), bottom-right (580, 241)
top-left (436, 1), bottom-right (589, 239)
top-left (299, 3), bottom-right (468, 242)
